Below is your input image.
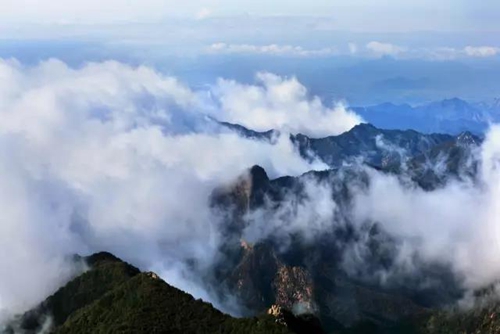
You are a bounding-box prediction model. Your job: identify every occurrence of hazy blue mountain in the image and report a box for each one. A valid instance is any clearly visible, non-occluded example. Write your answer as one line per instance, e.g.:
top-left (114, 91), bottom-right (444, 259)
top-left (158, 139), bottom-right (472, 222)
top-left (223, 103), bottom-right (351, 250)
top-left (219, 121), bottom-right (479, 170)
top-left (291, 123), bottom-right (456, 168)
top-left (353, 98), bottom-right (498, 135)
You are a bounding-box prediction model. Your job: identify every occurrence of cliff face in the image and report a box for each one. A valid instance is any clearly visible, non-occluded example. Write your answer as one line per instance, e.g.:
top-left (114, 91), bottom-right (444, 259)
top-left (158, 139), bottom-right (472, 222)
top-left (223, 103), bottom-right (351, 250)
top-left (210, 163), bottom-right (464, 332)
top-left (225, 241), bottom-right (316, 315)
top-left (274, 266), bottom-right (315, 313)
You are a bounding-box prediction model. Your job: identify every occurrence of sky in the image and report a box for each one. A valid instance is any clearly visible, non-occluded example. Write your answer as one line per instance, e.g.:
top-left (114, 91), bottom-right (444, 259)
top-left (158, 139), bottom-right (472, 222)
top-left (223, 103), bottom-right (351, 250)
top-left (1, 0), bottom-right (499, 32)
top-left (0, 1), bottom-right (499, 105)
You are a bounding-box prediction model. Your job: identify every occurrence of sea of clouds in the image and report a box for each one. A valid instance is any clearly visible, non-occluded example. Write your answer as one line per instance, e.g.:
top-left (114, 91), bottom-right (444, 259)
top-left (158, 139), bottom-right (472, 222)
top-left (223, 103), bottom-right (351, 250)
top-left (0, 58), bottom-right (360, 322)
top-left (2, 58), bottom-right (500, 325)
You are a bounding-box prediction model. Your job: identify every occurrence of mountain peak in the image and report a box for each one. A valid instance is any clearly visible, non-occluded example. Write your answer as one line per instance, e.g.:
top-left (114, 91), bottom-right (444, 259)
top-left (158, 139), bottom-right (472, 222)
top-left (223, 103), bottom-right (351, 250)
top-left (9, 252), bottom-right (319, 334)
top-left (351, 123), bottom-right (377, 131)
top-left (439, 97), bottom-right (471, 109)
top-left (456, 131), bottom-right (480, 146)
top-left (250, 165), bottom-right (269, 183)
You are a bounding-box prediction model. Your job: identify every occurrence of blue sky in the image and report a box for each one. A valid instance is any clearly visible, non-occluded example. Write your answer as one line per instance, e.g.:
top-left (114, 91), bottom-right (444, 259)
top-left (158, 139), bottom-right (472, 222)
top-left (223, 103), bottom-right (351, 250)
top-left (1, 0), bottom-right (499, 31)
top-left (1, 1), bottom-right (499, 105)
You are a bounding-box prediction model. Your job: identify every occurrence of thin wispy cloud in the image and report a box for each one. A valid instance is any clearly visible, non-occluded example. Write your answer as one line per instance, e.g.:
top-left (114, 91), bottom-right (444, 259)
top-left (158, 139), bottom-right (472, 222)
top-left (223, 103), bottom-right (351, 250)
top-left (195, 8), bottom-right (212, 20)
top-left (464, 46), bottom-right (500, 57)
top-left (365, 41), bottom-right (500, 60)
top-left (366, 41), bottom-right (408, 57)
top-left (207, 43), bottom-right (338, 57)
top-left (206, 41), bottom-right (500, 61)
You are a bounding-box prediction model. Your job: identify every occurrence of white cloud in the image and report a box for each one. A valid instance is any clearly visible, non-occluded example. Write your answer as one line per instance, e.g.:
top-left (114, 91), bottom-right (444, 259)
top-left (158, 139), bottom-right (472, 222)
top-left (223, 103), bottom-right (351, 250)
top-left (349, 125), bottom-right (500, 289)
top-left (348, 42), bottom-right (358, 54)
top-left (419, 47), bottom-right (463, 61)
top-left (210, 72), bottom-right (363, 137)
top-left (243, 176), bottom-right (338, 246)
top-left (0, 59), bottom-right (332, 320)
top-left (411, 45), bottom-right (500, 60)
top-left (366, 41), bottom-right (408, 57)
top-left (364, 42), bottom-right (500, 60)
top-left (464, 46), bottom-right (500, 57)
top-left (207, 43), bottom-right (338, 57)
top-left (195, 8), bottom-right (212, 20)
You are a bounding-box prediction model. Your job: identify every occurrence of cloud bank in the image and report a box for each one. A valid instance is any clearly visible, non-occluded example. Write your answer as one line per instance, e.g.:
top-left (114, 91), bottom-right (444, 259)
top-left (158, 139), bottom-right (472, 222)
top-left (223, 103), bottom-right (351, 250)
top-left (205, 41), bottom-right (500, 61)
top-left (4, 56), bottom-right (500, 326)
top-left (365, 41), bottom-right (500, 60)
top-left (348, 131), bottom-right (500, 290)
top-left (0, 59), bottom-right (364, 321)
top-left (366, 41), bottom-right (408, 57)
top-left (210, 72), bottom-right (363, 137)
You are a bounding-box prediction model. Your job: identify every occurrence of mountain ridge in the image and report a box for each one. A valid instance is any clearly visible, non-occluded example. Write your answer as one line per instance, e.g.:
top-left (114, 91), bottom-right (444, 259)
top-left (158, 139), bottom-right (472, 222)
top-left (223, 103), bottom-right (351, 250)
top-left (3, 252), bottom-right (325, 334)
top-left (352, 97), bottom-right (500, 135)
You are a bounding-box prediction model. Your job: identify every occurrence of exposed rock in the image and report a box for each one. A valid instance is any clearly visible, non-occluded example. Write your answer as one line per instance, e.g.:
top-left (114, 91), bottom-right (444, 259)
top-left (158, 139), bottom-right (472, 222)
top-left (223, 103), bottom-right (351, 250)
top-left (146, 272), bottom-right (160, 280)
top-left (267, 304), bottom-right (325, 334)
top-left (274, 266), bottom-right (315, 313)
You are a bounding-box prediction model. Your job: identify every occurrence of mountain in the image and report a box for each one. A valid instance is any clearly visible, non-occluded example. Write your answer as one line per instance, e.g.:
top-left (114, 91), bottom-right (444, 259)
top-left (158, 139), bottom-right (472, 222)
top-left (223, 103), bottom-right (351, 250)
top-left (353, 98), bottom-right (493, 135)
top-left (212, 161), bottom-right (500, 333)
top-left (209, 122), bottom-right (484, 332)
top-left (291, 123), bottom-right (455, 168)
top-left (2, 252), bottom-right (324, 334)
top-left (4, 123), bottom-right (491, 334)
top-left (211, 162), bottom-right (467, 333)
top-left (5, 247), bottom-right (500, 333)
top-left (219, 121), bottom-right (480, 171)
top-left (219, 121), bottom-right (279, 141)
top-left (406, 130), bottom-right (480, 189)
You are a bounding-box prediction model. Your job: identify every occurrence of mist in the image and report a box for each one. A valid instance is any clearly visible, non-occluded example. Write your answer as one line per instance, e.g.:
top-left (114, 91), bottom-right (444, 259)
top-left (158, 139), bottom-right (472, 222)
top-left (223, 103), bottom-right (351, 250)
top-left (0, 58), bottom-right (366, 323)
top-left (349, 126), bottom-right (500, 290)
top-left (3, 57), bottom-right (500, 326)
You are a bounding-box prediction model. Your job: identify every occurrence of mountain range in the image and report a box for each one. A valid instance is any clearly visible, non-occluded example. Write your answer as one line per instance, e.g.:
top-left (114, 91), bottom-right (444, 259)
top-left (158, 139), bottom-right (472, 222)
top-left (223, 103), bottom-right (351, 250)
top-left (210, 122), bottom-right (487, 332)
top-left (352, 98), bottom-right (500, 135)
top-left (3, 122), bottom-right (499, 334)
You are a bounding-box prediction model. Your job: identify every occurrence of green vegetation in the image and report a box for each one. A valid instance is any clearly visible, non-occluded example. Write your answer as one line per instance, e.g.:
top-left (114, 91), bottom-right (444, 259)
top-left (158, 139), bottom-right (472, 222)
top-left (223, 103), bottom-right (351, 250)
top-left (56, 272), bottom-right (291, 334)
top-left (12, 251), bottom-right (500, 334)
top-left (6, 252), bottom-right (321, 334)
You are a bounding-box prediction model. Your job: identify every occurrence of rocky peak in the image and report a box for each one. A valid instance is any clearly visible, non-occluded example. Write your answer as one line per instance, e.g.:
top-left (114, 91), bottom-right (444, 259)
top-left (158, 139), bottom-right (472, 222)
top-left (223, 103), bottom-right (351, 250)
top-left (456, 131), bottom-right (479, 147)
top-left (145, 272), bottom-right (160, 280)
top-left (211, 165), bottom-right (271, 218)
top-left (267, 304), bottom-right (325, 334)
top-left (268, 304), bottom-right (284, 317)
top-left (273, 266), bottom-right (314, 314)
top-left (240, 239), bottom-right (254, 252)
top-left (249, 165), bottom-right (270, 191)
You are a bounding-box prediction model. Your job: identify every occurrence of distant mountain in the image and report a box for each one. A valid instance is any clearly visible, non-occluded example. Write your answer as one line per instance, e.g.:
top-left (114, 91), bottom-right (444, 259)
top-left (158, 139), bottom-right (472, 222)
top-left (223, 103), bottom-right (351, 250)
top-left (220, 121), bottom-right (479, 171)
top-left (291, 123), bottom-right (456, 168)
top-left (3, 252), bottom-right (324, 334)
top-left (353, 98), bottom-right (498, 135)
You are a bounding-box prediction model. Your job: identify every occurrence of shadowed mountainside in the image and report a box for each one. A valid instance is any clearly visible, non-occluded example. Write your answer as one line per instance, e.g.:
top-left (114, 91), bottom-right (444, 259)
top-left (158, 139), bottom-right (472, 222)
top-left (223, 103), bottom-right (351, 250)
top-left (3, 252), bottom-right (324, 334)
